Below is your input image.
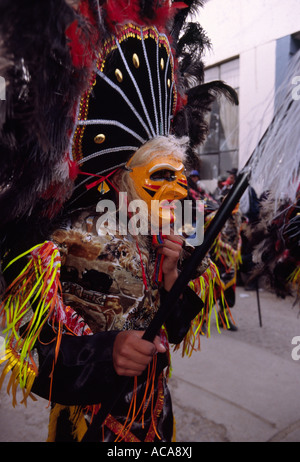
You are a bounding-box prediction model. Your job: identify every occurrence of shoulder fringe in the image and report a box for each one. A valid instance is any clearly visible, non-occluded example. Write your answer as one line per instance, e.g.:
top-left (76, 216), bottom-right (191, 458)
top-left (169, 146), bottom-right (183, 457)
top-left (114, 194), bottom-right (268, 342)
top-left (0, 241), bottom-right (64, 405)
top-left (174, 260), bottom-right (233, 357)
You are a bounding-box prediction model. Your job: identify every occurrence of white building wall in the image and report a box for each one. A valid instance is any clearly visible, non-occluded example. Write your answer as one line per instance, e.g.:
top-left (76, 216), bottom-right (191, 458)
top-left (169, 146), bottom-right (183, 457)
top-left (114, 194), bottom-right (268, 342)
top-left (195, 0), bottom-right (300, 170)
top-left (239, 41), bottom-right (276, 167)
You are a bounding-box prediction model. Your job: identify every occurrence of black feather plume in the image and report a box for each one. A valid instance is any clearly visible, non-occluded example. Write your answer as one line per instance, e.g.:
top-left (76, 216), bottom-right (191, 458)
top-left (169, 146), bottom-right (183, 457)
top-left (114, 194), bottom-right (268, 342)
top-left (171, 0), bottom-right (206, 43)
top-left (172, 80), bottom-right (239, 149)
top-left (169, 1), bottom-right (239, 160)
top-left (0, 0), bottom-right (101, 256)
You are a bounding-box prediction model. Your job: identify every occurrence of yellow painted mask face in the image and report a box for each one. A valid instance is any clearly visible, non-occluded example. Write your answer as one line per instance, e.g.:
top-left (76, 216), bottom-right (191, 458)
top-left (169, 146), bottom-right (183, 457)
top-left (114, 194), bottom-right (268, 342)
top-left (127, 151), bottom-right (188, 227)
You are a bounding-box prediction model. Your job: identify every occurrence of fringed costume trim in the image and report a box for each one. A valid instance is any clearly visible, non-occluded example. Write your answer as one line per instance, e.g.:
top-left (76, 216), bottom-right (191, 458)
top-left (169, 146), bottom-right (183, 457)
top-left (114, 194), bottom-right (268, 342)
top-left (108, 355), bottom-right (164, 442)
top-left (0, 346), bottom-right (37, 407)
top-left (47, 358), bottom-right (166, 442)
top-left (47, 404), bottom-right (88, 442)
top-left (0, 241), bottom-right (63, 402)
top-left (175, 261), bottom-right (232, 357)
top-left (0, 241), bottom-right (92, 406)
top-left (288, 266), bottom-right (300, 297)
top-left (205, 209), bottom-right (242, 273)
top-left (211, 236), bottom-right (242, 273)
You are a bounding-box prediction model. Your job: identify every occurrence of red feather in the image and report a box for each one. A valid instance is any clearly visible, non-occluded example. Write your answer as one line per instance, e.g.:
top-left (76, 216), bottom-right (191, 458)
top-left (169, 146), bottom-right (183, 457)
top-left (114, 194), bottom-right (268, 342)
top-left (102, 0), bottom-right (187, 33)
top-left (65, 1), bottom-right (100, 69)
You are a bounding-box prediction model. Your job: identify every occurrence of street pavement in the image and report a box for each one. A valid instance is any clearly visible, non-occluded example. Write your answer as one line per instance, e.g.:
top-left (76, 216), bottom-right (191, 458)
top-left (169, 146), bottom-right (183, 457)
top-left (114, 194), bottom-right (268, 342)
top-left (169, 285), bottom-right (300, 442)
top-left (0, 285), bottom-right (300, 442)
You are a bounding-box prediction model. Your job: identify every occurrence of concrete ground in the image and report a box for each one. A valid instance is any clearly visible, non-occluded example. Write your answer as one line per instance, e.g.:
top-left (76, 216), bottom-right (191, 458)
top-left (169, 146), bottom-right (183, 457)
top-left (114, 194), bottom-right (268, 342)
top-left (169, 285), bottom-right (300, 442)
top-left (0, 285), bottom-right (299, 442)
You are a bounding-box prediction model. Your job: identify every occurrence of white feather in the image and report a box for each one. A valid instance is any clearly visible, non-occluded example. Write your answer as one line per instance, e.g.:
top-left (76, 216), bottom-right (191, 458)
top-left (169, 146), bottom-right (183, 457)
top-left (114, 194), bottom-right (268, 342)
top-left (248, 49), bottom-right (300, 209)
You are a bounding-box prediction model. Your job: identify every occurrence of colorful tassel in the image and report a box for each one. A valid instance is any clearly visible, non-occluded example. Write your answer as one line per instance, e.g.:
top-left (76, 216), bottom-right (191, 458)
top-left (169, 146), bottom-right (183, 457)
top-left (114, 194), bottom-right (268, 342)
top-left (0, 240), bottom-right (94, 406)
top-left (0, 242), bottom-right (63, 389)
top-left (0, 346), bottom-right (37, 407)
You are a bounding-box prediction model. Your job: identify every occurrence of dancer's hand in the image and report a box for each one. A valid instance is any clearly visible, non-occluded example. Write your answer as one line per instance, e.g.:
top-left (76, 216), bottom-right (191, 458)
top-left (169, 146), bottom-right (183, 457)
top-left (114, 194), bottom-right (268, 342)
top-left (113, 330), bottom-right (166, 376)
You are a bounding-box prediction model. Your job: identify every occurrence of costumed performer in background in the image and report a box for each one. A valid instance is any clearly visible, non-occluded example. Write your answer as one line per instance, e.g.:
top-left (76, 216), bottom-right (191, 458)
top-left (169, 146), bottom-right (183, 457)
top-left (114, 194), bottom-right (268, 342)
top-left (244, 186), bottom-right (300, 302)
top-left (206, 169), bottom-right (242, 331)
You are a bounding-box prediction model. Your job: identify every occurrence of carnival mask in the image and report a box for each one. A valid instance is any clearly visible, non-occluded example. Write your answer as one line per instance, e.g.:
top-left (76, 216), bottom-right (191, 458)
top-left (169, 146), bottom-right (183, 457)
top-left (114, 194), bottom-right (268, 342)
top-left (127, 151), bottom-right (188, 228)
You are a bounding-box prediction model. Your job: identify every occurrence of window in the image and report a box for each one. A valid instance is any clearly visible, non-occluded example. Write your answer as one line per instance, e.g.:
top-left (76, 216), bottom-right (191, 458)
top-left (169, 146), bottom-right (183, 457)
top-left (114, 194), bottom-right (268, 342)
top-left (198, 58), bottom-right (240, 180)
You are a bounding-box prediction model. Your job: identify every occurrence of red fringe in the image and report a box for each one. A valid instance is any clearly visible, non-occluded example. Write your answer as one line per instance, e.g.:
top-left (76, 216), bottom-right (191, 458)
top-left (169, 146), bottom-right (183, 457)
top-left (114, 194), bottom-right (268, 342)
top-left (103, 0), bottom-right (187, 34)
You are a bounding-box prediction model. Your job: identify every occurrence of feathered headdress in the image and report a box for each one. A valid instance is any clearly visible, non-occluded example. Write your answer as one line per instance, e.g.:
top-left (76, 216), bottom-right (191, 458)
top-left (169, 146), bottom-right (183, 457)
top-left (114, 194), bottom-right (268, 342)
top-left (0, 0), bottom-right (100, 258)
top-left (0, 0), bottom-right (238, 266)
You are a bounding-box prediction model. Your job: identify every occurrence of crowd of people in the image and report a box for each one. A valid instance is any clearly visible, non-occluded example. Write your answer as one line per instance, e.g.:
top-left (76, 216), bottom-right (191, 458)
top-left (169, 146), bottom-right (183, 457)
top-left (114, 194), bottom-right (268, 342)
top-left (187, 167), bottom-right (300, 332)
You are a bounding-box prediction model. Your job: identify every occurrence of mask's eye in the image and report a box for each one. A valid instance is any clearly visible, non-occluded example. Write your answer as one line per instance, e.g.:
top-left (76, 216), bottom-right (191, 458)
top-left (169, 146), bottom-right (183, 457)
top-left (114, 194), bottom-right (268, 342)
top-left (150, 169), bottom-right (176, 182)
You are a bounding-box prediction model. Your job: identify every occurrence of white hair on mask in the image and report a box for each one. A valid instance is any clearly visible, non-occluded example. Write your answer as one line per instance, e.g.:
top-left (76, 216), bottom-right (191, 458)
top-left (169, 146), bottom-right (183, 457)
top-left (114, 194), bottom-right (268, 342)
top-left (112, 135), bottom-right (189, 201)
top-left (126, 135), bottom-right (189, 168)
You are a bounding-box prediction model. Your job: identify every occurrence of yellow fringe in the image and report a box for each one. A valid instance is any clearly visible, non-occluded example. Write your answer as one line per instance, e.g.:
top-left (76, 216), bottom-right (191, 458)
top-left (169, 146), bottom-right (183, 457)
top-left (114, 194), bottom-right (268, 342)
top-left (205, 210), bottom-right (242, 271)
top-left (212, 236), bottom-right (242, 271)
top-left (47, 404), bottom-right (88, 442)
top-left (288, 266), bottom-right (300, 295)
top-left (0, 346), bottom-right (37, 406)
top-left (172, 416), bottom-right (177, 442)
top-left (174, 261), bottom-right (232, 357)
top-left (0, 241), bottom-right (62, 404)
